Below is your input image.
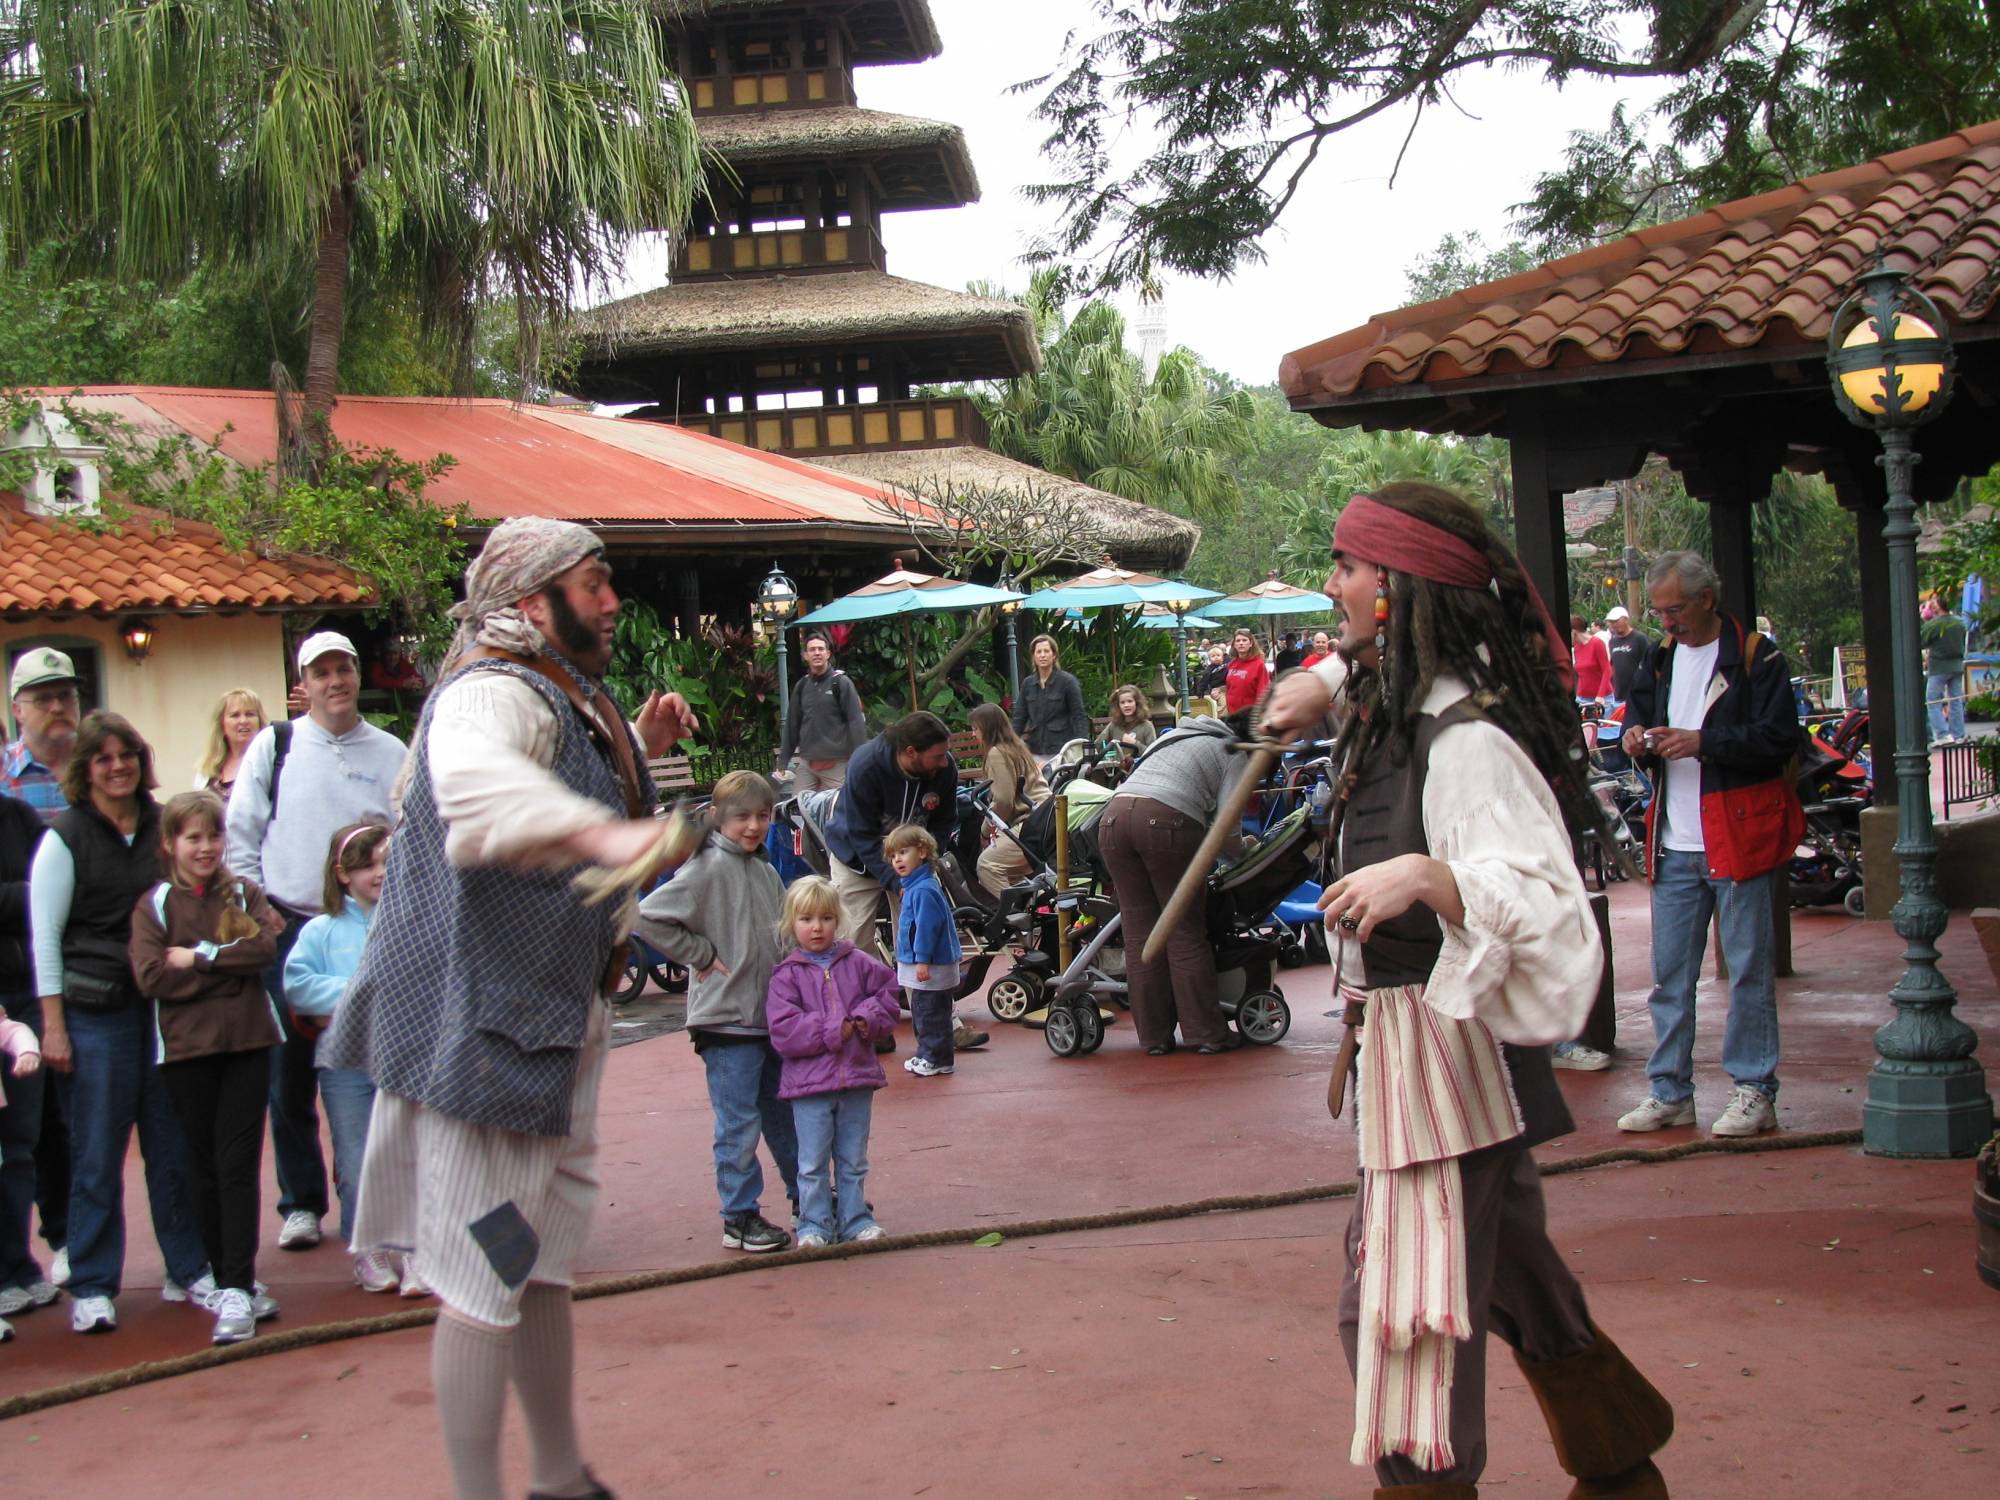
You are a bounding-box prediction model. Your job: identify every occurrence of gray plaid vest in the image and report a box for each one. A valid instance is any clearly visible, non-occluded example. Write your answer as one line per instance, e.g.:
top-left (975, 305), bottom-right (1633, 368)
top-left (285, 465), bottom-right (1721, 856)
top-left (322, 658), bottom-right (650, 1135)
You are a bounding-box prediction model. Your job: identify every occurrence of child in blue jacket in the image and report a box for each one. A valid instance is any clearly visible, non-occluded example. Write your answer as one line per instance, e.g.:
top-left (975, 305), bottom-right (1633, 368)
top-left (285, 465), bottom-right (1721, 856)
top-left (886, 824), bottom-right (962, 1077)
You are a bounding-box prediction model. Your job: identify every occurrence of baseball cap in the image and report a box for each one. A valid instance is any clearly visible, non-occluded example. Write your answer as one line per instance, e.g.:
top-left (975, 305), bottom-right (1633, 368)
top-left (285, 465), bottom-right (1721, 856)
top-left (10, 646), bottom-right (79, 699)
top-left (1605, 606), bottom-right (1630, 622)
top-left (297, 630), bottom-right (360, 671)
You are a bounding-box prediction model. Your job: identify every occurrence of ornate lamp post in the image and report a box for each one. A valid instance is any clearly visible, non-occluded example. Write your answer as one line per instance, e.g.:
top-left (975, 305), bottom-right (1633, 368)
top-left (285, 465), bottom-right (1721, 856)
top-left (998, 572), bottom-right (1022, 702)
top-left (757, 562), bottom-right (799, 732)
top-left (1164, 593), bottom-right (1194, 709)
top-left (1825, 258), bottom-right (1992, 1157)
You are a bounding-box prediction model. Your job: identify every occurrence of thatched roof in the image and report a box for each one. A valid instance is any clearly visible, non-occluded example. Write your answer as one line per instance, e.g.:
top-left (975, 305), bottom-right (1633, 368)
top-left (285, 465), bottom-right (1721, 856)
top-left (684, 2), bottom-right (942, 65)
top-left (571, 271), bottom-right (1037, 394)
top-left (698, 106), bottom-right (977, 210)
top-left (808, 445), bottom-right (1203, 574)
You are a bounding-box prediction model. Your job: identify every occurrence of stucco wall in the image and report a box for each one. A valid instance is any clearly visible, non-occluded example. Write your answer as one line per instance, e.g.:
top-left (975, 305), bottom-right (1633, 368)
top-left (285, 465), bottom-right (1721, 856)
top-left (3, 615), bottom-right (290, 794)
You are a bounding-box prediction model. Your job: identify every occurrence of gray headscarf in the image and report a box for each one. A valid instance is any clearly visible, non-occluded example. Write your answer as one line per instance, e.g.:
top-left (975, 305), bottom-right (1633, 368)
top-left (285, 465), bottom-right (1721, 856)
top-left (447, 517), bottom-right (605, 664)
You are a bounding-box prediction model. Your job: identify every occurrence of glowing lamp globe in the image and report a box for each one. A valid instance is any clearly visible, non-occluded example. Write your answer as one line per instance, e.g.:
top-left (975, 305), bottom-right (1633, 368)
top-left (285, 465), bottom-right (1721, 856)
top-left (1825, 261), bottom-right (1955, 430)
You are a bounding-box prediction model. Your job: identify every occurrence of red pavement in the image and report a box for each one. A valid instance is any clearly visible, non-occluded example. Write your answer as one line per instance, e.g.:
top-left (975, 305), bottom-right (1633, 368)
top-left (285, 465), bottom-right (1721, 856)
top-left (4, 884), bottom-right (1997, 1499)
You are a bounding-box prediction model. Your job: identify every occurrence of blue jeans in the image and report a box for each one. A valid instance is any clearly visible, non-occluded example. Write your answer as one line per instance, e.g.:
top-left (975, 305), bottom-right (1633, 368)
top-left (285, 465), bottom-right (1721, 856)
top-left (1644, 848), bottom-right (1781, 1104)
top-left (700, 1039), bottom-right (799, 1222)
top-left (63, 1004), bottom-right (208, 1299)
top-left (265, 913), bottom-right (328, 1221)
top-left (909, 988), bottom-right (955, 1068)
top-left (792, 1088), bottom-right (877, 1242)
top-left (1927, 671), bottom-right (1966, 742)
top-left (318, 1067), bottom-right (377, 1245)
top-left (0, 991), bottom-right (45, 1289)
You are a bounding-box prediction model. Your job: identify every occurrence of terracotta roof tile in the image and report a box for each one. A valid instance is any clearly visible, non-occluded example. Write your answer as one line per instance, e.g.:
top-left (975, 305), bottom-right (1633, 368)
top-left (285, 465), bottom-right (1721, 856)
top-left (0, 495), bottom-right (372, 619)
top-left (1284, 121), bottom-right (2000, 403)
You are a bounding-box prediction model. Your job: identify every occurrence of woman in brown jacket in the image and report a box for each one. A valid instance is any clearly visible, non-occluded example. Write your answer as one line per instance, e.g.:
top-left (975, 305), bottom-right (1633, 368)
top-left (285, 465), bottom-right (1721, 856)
top-left (129, 790), bottom-right (280, 1345)
top-left (969, 704), bottom-right (1050, 898)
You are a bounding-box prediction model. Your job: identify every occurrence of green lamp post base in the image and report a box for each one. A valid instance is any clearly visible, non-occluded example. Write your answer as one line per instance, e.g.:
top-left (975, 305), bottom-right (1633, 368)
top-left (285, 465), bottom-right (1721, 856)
top-left (1861, 1058), bottom-right (1994, 1158)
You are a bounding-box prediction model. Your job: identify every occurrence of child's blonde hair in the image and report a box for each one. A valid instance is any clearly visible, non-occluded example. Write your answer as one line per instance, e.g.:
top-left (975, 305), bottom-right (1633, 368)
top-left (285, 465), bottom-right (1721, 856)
top-left (882, 823), bottom-right (938, 864)
top-left (777, 875), bottom-right (841, 949)
top-left (159, 790), bottom-right (227, 882)
top-left (709, 770), bottom-right (777, 818)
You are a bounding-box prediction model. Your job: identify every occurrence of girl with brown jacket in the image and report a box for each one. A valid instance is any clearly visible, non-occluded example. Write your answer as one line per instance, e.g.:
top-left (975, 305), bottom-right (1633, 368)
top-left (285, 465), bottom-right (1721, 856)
top-left (129, 790), bottom-right (281, 1346)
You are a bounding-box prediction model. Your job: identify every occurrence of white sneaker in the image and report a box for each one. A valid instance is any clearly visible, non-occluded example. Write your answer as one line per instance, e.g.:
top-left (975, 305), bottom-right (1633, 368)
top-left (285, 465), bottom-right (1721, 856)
top-left (49, 1247), bottom-right (69, 1287)
top-left (209, 1287), bottom-right (256, 1345)
top-left (1552, 1043), bottom-right (1612, 1071)
top-left (0, 1279), bottom-right (58, 1315)
top-left (903, 1055), bottom-right (952, 1077)
top-left (795, 1231), bottom-right (831, 1249)
top-left (1617, 1096), bottom-right (1696, 1132)
top-left (1710, 1085), bottom-right (1778, 1137)
top-left (354, 1249), bottom-right (399, 1293)
top-left (278, 1211), bottom-right (322, 1250)
top-left (70, 1294), bottom-right (116, 1333)
top-left (398, 1259), bottom-right (432, 1299)
top-left (850, 1225), bottom-right (888, 1243)
top-left (250, 1285), bottom-right (280, 1321)
top-left (163, 1271), bottom-right (214, 1304)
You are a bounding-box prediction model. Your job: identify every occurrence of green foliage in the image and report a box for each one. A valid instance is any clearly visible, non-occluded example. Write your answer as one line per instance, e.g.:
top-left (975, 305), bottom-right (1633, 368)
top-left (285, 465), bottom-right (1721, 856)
top-left (605, 599), bottom-right (778, 750)
top-left (0, 391), bottom-right (470, 648)
top-left (1019, 1), bottom-right (2000, 287)
top-left (0, 1), bottom-right (704, 417)
top-left (1404, 234), bottom-right (1541, 305)
top-left (975, 272), bottom-right (1256, 517)
top-left (1927, 467), bottom-right (2000, 634)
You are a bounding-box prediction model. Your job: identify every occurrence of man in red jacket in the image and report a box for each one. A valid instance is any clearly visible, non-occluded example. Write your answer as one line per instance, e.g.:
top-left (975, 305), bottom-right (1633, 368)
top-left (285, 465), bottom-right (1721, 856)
top-left (1616, 552), bottom-right (1804, 1140)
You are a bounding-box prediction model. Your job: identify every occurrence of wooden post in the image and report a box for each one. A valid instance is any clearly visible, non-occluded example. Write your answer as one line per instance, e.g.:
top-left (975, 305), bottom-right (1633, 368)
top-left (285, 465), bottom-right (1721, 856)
top-left (1508, 404), bottom-right (1574, 632)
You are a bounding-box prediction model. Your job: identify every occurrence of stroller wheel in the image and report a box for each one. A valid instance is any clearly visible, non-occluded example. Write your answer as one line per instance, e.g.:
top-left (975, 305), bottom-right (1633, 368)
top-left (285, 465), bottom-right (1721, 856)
top-left (655, 962), bottom-right (688, 995)
top-left (1076, 1002), bottom-right (1106, 1054)
top-left (1843, 884), bottom-right (1866, 917)
top-left (1237, 989), bottom-right (1291, 1046)
top-left (610, 953), bottom-right (649, 1002)
top-left (987, 974), bottom-right (1040, 1023)
top-left (1044, 1004), bottom-right (1084, 1057)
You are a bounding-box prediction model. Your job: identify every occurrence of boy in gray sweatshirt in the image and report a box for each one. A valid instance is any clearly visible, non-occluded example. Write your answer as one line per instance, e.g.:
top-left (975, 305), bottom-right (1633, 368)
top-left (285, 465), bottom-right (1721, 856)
top-left (633, 772), bottom-right (800, 1253)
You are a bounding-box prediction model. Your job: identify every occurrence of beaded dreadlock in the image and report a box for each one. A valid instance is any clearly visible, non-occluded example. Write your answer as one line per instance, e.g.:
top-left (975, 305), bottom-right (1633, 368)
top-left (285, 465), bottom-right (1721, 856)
top-left (1326, 482), bottom-right (1624, 865)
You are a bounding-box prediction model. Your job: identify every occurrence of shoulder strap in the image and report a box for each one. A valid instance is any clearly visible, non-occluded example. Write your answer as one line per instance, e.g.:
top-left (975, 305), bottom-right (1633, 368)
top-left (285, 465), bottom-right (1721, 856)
top-left (268, 720), bottom-right (294, 815)
top-left (459, 648), bottom-right (645, 818)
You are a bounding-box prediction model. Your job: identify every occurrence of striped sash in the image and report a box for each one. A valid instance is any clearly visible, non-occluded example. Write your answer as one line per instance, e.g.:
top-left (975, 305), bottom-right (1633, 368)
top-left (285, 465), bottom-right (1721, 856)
top-left (1346, 981), bottom-right (1521, 1471)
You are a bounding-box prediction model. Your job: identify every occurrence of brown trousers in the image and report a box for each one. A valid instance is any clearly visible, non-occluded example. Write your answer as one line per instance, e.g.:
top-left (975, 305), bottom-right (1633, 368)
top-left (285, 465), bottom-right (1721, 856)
top-left (1098, 796), bottom-right (1231, 1049)
top-left (1337, 1145), bottom-right (1595, 1488)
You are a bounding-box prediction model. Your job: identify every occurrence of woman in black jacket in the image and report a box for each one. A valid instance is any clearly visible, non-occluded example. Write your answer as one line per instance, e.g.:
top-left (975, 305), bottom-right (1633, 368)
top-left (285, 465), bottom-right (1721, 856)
top-left (31, 712), bottom-right (208, 1334)
top-left (0, 791), bottom-right (53, 1320)
top-left (1010, 635), bottom-right (1090, 757)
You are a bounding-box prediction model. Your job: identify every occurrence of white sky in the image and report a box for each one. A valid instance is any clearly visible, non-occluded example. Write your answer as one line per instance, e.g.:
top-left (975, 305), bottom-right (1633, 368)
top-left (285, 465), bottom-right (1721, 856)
top-left (610, 0), bottom-right (1673, 387)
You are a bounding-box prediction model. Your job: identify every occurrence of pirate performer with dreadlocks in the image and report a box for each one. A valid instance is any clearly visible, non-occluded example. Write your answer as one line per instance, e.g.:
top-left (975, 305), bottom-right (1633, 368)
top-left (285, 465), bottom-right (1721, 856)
top-left (323, 517), bottom-right (699, 1500)
top-left (1262, 483), bottom-right (1673, 1500)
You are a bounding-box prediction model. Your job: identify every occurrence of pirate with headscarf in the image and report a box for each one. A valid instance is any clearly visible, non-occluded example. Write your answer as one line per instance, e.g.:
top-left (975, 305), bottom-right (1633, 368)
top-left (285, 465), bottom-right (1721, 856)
top-left (323, 518), bottom-right (698, 1500)
top-left (1261, 483), bottom-right (1674, 1500)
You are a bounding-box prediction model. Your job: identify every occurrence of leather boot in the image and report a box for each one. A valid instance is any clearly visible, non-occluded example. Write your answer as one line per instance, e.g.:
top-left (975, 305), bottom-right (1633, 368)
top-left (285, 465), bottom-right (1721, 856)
top-left (1515, 1323), bottom-right (1673, 1497)
top-left (1372, 1486), bottom-right (1476, 1499)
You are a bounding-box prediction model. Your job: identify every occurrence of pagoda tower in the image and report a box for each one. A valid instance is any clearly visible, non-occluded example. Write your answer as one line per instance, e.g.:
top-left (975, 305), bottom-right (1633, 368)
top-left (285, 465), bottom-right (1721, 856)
top-left (570, 1), bottom-right (1198, 574)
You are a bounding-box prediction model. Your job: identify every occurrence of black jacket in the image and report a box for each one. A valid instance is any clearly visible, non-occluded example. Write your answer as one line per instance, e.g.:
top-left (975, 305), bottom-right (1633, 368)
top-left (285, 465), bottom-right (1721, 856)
top-left (50, 795), bottom-right (163, 999)
top-left (1012, 669), bottom-right (1089, 755)
top-left (1606, 628), bottom-right (1654, 701)
top-left (781, 667), bottom-right (867, 762)
top-left (823, 734), bottom-right (959, 887)
top-left (0, 793), bottom-right (45, 993)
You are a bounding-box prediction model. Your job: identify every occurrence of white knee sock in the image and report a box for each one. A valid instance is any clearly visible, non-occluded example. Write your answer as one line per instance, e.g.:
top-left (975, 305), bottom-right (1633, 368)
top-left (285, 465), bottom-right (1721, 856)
top-left (512, 1283), bottom-right (590, 1497)
top-left (433, 1310), bottom-right (512, 1500)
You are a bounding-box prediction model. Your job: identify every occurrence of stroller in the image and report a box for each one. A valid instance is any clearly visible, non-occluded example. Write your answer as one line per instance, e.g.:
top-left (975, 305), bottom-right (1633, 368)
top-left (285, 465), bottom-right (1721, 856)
top-left (1040, 804), bottom-right (1318, 1057)
top-left (1790, 733), bottom-right (1870, 914)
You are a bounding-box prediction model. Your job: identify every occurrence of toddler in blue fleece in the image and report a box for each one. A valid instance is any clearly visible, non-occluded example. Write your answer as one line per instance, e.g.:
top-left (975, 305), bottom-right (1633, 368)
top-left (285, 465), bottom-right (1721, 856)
top-left (886, 824), bottom-right (962, 1077)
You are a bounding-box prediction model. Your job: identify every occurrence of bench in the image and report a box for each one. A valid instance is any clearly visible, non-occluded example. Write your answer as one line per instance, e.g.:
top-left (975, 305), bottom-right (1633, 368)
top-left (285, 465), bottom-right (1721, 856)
top-left (645, 754), bottom-right (696, 804)
top-left (949, 730), bottom-right (986, 778)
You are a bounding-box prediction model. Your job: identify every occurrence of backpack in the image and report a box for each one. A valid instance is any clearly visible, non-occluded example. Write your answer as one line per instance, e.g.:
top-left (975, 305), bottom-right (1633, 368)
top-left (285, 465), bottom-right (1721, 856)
top-left (267, 719), bottom-right (294, 816)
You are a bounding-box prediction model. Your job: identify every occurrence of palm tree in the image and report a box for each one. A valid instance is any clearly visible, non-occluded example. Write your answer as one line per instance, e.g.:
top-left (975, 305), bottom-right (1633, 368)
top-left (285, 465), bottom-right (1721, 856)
top-left (0, 1), bottom-right (701, 468)
top-left (1274, 429), bottom-right (1498, 580)
top-left (978, 272), bottom-right (1255, 516)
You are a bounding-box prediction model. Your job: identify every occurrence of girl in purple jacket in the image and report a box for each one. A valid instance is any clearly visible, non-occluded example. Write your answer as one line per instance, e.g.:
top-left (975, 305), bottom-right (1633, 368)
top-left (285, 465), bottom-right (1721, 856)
top-left (766, 877), bottom-right (903, 1247)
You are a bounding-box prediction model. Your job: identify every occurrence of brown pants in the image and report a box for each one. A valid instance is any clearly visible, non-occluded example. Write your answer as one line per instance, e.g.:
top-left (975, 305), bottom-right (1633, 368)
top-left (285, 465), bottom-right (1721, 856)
top-left (1098, 796), bottom-right (1230, 1049)
top-left (1337, 1146), bottom-right (1595, 1488)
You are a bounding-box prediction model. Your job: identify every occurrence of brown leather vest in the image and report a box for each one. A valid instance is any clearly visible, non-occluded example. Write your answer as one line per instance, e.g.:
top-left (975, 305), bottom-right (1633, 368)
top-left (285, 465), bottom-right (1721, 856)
top-left (1342, 700), bottom-right (1574, 1153)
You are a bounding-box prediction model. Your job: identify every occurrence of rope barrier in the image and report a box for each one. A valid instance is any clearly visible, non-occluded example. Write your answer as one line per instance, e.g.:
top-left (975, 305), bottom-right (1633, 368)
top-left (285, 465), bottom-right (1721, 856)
top-left (0, 1127), bottom-right (1862, 1422)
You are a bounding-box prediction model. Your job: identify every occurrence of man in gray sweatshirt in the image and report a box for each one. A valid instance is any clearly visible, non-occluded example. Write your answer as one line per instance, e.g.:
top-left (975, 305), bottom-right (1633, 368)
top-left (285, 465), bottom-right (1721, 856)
top-left (777, 633), bottom-right (867, 790)
top-left (225, 630), bottom-right (407, 1252)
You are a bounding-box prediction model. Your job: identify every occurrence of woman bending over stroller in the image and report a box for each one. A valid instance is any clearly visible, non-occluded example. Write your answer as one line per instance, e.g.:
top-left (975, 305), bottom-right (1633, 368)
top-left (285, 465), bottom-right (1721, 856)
top-left (969, 705), bottom-right (1049, 899)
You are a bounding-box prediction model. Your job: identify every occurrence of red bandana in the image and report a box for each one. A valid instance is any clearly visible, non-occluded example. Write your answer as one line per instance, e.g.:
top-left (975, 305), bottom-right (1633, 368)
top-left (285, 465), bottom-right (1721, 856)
top-left (1333, 495), bottom-right (1573, 687)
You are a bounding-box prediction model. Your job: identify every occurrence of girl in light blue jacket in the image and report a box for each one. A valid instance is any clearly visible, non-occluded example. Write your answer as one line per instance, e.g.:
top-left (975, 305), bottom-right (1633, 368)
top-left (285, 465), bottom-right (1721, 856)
top-left (281, 821), bottom-right (421, 1295)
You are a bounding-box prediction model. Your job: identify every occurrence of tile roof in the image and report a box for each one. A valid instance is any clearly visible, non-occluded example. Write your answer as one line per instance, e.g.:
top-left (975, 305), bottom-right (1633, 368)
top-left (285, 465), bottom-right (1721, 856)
top-left (1281, 122), bottom-right (2000, 405)
top-left (0, 493), bottom-right (371, 619)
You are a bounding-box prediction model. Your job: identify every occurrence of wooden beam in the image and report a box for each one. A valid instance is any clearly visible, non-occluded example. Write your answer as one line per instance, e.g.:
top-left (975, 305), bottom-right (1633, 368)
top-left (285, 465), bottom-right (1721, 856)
top-left (1508, 402), bottom-right (1572, 630)
top-left (1709, 498), bottom-right (1757, 626)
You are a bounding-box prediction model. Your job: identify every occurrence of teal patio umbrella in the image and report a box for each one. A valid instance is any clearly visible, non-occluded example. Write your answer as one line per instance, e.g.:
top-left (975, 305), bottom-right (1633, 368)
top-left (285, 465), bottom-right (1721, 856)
top-left (1020, 565), bottom-right (1220, 693)
top-left (1202, 572), bottom-right (1336, 618)
top-left (794, 566), bottom-right (1025, 709)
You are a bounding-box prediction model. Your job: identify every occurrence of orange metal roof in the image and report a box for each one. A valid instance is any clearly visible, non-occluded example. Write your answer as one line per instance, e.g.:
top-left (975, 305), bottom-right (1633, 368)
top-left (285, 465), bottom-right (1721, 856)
top-left (1, 493), bottom-right (371, 618)
top-left (40, 388), bottom-right (902, 529)
top-left (1281, 121), bottom-right (2000, 405)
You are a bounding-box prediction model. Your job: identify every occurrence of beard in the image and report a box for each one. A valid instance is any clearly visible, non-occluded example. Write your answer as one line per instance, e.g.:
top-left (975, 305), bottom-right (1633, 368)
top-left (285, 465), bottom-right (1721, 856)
top-left (543, 586), bottom-right (609, 673)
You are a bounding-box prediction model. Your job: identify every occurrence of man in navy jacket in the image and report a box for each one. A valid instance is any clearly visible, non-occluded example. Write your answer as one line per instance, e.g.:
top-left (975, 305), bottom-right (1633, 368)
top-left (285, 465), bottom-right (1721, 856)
top-left (1616, 552), bottom-right (1803, 1140)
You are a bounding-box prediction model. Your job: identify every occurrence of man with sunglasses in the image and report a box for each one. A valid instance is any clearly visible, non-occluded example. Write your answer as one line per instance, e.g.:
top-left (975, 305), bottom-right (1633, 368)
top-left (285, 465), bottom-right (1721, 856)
top-left (1618, 552), bottom-right (1804, 1140)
